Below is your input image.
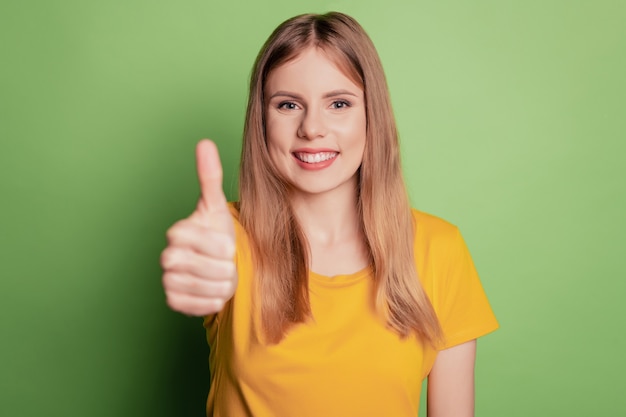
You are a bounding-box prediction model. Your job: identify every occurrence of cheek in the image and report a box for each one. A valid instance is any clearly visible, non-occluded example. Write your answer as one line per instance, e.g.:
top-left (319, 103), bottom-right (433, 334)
top-left (265, 113), bottom-right (292, 149)
top-left (264, 116), bottom-right (279, 151)
top-left (339, 110), bottom-right (367, 147)
top-left (264, 118), bottom-right (289, 167)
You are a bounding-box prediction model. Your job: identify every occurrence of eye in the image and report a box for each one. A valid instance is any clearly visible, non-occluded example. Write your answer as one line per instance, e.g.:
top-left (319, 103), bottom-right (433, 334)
top-left (277, 101), bottom-right (299, 110)
top-left (331, 100), bottom-right (351, 109)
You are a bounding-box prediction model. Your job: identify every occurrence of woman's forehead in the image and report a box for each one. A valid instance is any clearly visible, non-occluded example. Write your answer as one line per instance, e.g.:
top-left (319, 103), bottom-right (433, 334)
top-left (265, 46), bottom-right (363, 92)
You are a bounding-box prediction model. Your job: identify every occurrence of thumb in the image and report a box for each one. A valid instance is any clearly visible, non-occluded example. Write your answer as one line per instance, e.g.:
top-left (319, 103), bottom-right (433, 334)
top-left (195, 139), bottom-right (228, 215)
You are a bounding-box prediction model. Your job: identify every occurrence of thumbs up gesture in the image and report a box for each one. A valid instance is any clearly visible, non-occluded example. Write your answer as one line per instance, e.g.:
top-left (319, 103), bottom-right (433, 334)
top-left (161, 140), bottom-right (237, 316)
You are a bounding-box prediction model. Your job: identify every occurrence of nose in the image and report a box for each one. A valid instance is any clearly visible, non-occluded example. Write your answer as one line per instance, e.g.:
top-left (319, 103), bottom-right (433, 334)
top-left (297, 107), bottom-right (327, 140)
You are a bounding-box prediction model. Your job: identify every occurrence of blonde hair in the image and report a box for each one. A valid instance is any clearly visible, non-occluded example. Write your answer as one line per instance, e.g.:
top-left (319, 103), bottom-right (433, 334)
top-left (238, 12), bottom-right (442, 345)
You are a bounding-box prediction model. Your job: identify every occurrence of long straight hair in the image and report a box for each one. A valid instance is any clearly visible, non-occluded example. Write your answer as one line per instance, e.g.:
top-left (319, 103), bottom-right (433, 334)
top-left (238, 12), bottom-right (443, 346)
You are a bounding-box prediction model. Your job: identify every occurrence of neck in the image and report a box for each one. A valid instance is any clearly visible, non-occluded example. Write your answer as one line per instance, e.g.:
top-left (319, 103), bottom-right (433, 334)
top-left (290, 183), bottom-right (362, 246)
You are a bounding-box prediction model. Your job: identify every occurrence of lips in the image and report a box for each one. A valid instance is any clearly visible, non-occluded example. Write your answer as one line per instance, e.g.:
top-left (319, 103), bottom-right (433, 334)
top-left (294, 151), bottom-right (338, 164)
top-left (291, 149), bottom-right (339, 170)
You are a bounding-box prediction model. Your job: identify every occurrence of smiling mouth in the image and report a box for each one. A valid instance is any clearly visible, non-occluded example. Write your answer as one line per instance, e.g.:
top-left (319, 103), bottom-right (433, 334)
top-left (294, 152), bottom-right (338, 163)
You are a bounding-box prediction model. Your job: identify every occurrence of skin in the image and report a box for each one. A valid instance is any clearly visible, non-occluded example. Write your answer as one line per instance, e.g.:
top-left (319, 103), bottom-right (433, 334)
top-left (160, 139), bottom-right (237, 316)
top-left (161, 46), bottom-right (477, 417)
top-left (264, 47), bottom-right (369, 276)
top-left (428, 340), bottom-right (477, 417)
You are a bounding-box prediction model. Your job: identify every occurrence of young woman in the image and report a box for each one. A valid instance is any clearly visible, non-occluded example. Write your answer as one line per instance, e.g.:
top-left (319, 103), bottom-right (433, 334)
top-left (161, 12), bottom-right (498, 417)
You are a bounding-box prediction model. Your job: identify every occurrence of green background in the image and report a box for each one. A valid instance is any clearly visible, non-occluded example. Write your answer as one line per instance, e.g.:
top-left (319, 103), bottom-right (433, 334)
top-left (1, 0), bottom-right (625, 416)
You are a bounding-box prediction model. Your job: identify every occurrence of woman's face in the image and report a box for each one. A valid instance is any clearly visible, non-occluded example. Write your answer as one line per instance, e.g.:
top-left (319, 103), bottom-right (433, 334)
top-left (264, 47), bottom-right (366, 198)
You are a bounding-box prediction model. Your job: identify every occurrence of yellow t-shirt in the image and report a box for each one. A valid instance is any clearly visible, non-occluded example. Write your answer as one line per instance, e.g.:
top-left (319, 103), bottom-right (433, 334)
top-left (203, 208), bottom-right (498, 417)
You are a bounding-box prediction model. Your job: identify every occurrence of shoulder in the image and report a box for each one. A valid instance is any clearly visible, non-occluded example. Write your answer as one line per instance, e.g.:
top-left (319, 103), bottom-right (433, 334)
top-left (410, 208), bottom-right (462, 247)
top-left (410, 208), bottom-right (471, 278)
top-left (226, 201), bottom-right (254, 263)
top-left (411, 210), bottom-right (499, 347)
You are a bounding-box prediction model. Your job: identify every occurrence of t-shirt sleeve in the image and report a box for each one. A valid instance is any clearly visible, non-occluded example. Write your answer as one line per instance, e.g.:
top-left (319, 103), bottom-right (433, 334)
top-left (434, 226), bottom-right (499, 350)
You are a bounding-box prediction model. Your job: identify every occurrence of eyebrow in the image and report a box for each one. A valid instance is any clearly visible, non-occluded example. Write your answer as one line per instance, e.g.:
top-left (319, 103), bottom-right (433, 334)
top-left (268, 89), bottom-right (359, 100)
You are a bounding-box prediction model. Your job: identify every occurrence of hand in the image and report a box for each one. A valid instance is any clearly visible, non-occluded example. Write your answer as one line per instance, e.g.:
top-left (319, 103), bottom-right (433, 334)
top-left (160, 139), bottom-right (237, 316)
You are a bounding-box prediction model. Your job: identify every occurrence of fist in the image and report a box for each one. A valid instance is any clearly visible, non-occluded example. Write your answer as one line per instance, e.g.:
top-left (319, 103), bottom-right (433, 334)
top-left (160, 140), bottom-right (237, 316)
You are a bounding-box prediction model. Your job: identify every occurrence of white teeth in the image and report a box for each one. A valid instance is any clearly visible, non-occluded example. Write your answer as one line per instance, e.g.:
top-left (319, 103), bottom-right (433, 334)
top-left (295, 152), bottom-right (337, 163)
